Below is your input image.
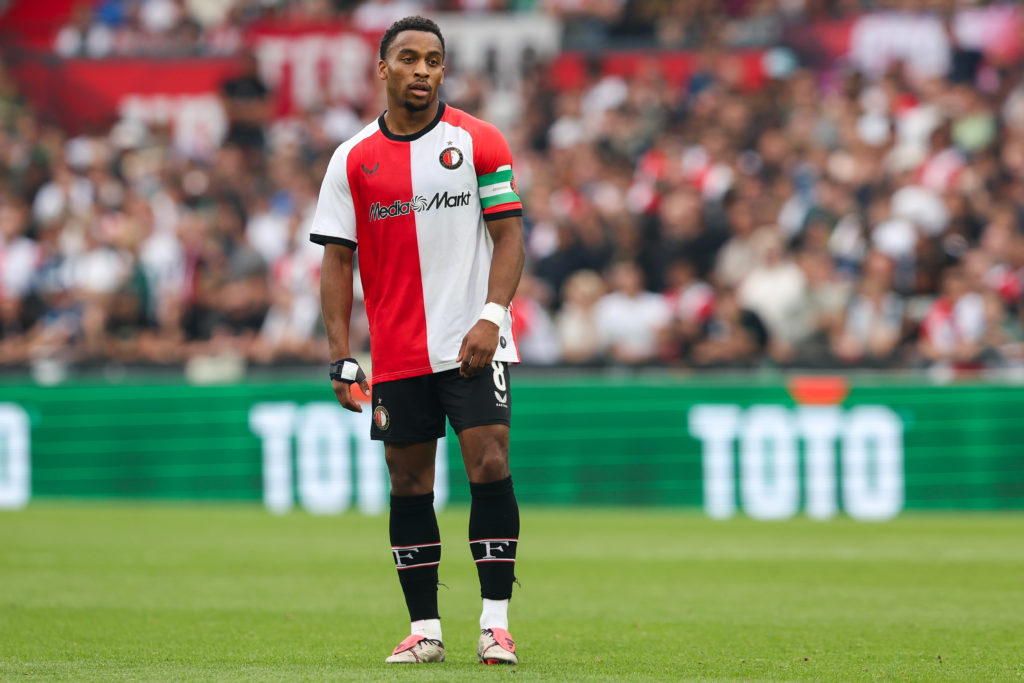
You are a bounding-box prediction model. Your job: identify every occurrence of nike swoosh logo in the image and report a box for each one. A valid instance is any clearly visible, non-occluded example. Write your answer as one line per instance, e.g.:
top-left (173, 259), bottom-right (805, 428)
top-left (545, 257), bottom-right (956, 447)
top-left (362, 163), bottom-right (379, 175)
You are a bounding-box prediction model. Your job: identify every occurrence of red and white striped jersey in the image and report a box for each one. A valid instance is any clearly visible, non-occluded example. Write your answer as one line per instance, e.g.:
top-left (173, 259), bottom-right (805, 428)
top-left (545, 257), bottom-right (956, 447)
top-left (310, 103), bottom-right (522, 384)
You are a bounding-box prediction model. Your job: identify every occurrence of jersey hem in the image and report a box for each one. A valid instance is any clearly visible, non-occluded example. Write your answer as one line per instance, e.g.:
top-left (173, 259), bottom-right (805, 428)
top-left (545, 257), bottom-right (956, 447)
top-left (310, 234), bottom-right (357, 250)
top-left (371, 359), bottom-right (520, 384)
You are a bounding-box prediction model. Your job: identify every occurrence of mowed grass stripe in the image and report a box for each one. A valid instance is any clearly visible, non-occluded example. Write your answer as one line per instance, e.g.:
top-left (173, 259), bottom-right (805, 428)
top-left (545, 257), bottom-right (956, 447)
top-left (0, 504), bottom-right (1021, 681)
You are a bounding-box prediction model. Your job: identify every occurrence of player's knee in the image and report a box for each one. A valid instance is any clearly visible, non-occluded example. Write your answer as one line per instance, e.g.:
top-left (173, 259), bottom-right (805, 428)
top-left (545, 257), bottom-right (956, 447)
top-left (467, 449), bottom-right (510, 483)
top-left (388, 468), bottom-right (434, 496)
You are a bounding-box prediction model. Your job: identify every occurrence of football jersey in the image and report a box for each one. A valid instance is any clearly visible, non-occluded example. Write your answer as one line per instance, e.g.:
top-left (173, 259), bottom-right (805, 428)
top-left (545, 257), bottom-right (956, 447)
top-left (310, 103), bottom-right (523, 384)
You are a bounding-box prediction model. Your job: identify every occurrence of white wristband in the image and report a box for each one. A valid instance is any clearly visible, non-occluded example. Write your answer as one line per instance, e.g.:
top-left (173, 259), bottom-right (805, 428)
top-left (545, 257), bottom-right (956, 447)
top-left (479, 302), bottom-right (507, 327)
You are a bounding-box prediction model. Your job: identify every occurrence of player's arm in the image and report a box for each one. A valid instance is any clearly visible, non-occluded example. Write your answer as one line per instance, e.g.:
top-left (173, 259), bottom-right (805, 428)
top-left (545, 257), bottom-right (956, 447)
top-left (321, 243), bottom-right (370, 411)
top-left (458, 215), bottom-right (525, 377)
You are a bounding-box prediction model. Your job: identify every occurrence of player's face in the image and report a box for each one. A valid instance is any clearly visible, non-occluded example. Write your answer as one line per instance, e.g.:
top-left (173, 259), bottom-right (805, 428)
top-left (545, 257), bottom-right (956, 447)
top-left (379, 31), bottom-right (445, 113)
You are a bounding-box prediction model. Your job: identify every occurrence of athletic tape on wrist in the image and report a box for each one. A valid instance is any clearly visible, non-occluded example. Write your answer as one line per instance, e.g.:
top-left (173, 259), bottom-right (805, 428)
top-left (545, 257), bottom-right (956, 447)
top-left (329, 358), bottom-right (365, 384)
top-left (479, 302), bottom-right (507, 327)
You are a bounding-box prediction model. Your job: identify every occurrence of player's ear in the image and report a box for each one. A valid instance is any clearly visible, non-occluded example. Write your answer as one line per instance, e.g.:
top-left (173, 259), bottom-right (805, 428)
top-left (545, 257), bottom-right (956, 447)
top-left (378, 59), bottom-right (387, 81)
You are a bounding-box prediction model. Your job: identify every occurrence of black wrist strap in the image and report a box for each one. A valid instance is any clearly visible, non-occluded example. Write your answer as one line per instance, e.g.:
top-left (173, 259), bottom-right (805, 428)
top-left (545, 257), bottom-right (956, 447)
top-left (329, 358), bottom-right (366, 384)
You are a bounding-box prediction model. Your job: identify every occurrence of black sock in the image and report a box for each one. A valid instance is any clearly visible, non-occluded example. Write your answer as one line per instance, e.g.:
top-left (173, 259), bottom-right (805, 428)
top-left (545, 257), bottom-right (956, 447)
top-left (389, 492), bottom-right (441, 621)
top-left (469, 476), bottom-right (519, 600)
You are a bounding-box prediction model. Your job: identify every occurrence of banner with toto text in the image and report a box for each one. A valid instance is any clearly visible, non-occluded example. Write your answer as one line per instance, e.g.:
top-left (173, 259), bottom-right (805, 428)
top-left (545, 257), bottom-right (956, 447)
top-left (1, 375), bottom-right (1022, 518)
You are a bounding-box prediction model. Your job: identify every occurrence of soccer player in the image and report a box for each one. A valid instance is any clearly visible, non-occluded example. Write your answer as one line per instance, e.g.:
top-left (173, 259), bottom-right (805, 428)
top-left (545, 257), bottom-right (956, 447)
top-left (309, 16), bottom-right (524, 666)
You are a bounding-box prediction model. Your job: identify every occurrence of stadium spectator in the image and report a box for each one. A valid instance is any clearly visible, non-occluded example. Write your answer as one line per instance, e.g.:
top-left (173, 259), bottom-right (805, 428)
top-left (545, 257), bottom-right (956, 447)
top-left (511, 274), bottom-right (560, 365)
top-left (547, 0), bottom-right (625, 52)
top-left (736, 226), bottom-right (808, 362)
top-left (832, 250), bottom-right (906, 366)
top-left (662, 256), bottom-right (715, 361)
top-left (713, 193), bottom-right (758, 289)
top-left (977, 290), bottom-right (1023, 368)
top-left (220, 51), bottom-right (272, 160)
top-left (0, 198), bottom-right (36, 364)
top-left (691, 286), bottom-right (768, 368)
top-left (534, 208), bottom-right (612, 304)
top-left (0, 199), bottom-right (37, 306)
top-left (554, 268), bottom-right (605, 364)
top-left (54, 2), bottom-right (115, 57)
top-left (795, 247), bottom-right (851, 363)
top-left (918, 264), bottom-right (987, 370)
top-left (593, 260), bottom-right (671, 365)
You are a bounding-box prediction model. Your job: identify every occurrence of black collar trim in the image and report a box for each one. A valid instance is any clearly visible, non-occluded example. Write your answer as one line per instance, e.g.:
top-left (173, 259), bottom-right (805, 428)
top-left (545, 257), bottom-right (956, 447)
top-left (378, 102), bottom-right (446, 142)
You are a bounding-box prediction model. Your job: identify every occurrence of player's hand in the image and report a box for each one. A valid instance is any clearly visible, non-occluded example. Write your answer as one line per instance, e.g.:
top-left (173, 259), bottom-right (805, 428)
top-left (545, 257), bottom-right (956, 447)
top-left (332, 376), bottom-right (370, 413)
top-left (458, 320), bottom-right (499, 377)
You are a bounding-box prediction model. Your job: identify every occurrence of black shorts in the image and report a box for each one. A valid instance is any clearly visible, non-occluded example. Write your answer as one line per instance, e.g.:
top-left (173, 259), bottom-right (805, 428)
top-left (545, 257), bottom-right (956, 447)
top-left (370, 361), bottom-right (512, 442)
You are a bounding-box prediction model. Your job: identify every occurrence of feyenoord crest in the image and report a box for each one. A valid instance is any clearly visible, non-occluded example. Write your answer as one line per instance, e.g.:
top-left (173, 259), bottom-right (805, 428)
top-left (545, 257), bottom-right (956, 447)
top-left (373, 405), bottom-right (390, 431)
top-left (439, 146), bottom-right (463, 170)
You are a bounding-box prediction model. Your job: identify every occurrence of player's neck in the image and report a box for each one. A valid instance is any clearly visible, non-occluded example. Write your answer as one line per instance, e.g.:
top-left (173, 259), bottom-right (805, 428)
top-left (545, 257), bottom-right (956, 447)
top-left (383, 100), bottom-right (441, 137)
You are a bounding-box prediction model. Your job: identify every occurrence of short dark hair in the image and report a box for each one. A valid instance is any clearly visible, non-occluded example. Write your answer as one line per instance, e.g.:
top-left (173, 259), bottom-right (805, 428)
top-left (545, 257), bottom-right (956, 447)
top-left (379, 16), bottom-right (445, 61)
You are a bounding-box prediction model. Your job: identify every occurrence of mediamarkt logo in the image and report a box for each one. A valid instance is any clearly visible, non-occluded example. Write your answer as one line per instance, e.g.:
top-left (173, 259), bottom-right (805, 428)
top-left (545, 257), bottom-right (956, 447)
top-left (369, 191), bottom-right (471, 221)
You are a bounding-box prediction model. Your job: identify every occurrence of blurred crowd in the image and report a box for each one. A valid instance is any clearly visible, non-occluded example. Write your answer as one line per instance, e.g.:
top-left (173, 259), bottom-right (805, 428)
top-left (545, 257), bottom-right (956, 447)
top-left (48, 0), bottom-right (979, 57)
top-left (3, 0), bottom-right (1024, 376)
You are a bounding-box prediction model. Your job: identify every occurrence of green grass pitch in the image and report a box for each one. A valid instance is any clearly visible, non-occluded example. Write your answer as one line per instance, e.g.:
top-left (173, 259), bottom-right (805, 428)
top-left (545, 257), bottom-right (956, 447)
top-left (1, 504), bottom-right (1022, 681)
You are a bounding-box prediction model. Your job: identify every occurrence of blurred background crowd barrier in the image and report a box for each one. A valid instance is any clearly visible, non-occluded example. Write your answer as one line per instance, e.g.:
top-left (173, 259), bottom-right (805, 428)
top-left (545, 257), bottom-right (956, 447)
top-left (1, 1), bottom-right (1024, 514)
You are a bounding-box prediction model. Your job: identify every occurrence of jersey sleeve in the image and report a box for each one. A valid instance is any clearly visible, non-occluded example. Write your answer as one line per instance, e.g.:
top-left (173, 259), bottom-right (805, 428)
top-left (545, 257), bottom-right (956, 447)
top-left (473, 123), bottom-right (523, 221)
top-left (309, 144), bottom-right (357, 250)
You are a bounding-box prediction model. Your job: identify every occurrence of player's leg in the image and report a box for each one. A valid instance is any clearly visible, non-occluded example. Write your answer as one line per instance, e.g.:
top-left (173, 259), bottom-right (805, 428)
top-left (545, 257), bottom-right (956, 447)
top-left (373, 376), bottom-right (447, 663)
top-left (440, 362), bottom-right (520, 665)
top-left (383, 441), bottom-right (445, 662)
top-left (458, 424), bottom-right (520, 664)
